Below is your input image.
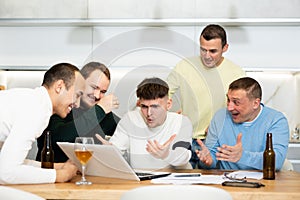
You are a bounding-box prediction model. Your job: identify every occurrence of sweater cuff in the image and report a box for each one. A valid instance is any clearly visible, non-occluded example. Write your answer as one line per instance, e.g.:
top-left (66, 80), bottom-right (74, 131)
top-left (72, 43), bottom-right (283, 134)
top-left (94, 105), bottom-right (106, 120)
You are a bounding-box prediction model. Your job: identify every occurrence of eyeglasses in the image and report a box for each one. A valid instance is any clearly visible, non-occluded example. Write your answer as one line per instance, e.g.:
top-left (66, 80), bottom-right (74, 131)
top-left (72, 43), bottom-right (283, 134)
top-left (223, 172), bottom-right (247, 182)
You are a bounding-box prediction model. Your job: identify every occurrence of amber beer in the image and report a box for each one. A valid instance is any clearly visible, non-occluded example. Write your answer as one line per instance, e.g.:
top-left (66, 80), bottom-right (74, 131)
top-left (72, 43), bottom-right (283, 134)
top-left (41, 131), bottom-right (54, 169)
top-left (263, 133), bottom-right (276, 179)
top-left (75, 150), bottom-right (93, 165)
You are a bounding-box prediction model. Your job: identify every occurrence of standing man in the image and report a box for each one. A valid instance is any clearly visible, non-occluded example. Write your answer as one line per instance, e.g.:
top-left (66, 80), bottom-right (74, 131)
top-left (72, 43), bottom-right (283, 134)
top-left (196, 77), bottom-right (289, 170)
top-left (97, 77), bottom-right (193, 170)
top-left (167, 24), bottom-right (245, 168)
top-left (36, 62), bottom-right (120, 163)
top-left (0, 63), bottom-right (85, 184)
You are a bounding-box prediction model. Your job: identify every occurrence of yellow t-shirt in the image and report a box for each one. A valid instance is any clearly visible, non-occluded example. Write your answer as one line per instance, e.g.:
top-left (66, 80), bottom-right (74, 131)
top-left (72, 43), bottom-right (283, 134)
top-left (167, 56), bottom-right (245, 139)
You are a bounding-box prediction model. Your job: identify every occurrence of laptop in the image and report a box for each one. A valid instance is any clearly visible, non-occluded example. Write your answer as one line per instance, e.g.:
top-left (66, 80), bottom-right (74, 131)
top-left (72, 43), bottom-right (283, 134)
top-left (57, 142), bottom-right (171, 181)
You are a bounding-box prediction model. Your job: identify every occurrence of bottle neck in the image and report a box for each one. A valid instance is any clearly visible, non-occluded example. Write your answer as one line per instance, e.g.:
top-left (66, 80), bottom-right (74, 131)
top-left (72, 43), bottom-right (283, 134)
top-left (266, 133), bottom-right (273, 150)
top-left (44, 131), bottom-right (52, 149)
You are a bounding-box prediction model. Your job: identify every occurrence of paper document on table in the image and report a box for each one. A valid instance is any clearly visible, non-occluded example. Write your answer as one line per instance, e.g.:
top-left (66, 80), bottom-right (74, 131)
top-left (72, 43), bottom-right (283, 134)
top-left (225, 171), bottom-right (263, 180)
top-left (151, 173), bottom-right (225, 185)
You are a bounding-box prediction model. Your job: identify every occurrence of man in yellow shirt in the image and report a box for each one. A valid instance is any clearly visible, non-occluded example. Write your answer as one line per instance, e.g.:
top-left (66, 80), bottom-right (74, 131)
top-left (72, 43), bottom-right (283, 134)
top-left (167, 24), bottom-right (245, 168)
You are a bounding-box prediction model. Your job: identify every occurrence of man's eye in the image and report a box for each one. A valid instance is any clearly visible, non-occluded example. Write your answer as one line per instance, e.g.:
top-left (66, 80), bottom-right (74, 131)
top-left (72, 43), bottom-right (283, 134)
top-left (151, 105), bottom-right (159, 109)
top-left (233, 101), bottom-right (240, 105)
top-left (200, 48), bottom-right (206, 53)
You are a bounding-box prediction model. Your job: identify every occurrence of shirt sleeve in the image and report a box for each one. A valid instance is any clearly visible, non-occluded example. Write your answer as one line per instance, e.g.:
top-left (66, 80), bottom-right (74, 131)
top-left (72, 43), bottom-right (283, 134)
top-left (166, 63), bottom-right (181, 98)
top-left (99, 111), bottom-right (120, 136)
top-left (0, 108), bottom-right (56, 184)
top-left (109, 115), bottom-right (130, 151)
top-left (164, 116), bottom-right (192, 167)
top-left (238, 112), bottom-right (289, 170)
top-left (199, 109), bottom-right (227, 169)
top-left (37, 105), bottom-right (119, 163)
top-left (49, 106), bottom-right (118, 139)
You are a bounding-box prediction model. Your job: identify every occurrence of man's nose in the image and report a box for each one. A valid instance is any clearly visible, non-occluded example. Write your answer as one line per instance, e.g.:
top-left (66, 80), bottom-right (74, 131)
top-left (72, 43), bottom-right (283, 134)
top-left (74, 97), bottom-right (81, 108)
top-left (227, 102), bottom-right (234, 111)
top-left (203, 51), bottom-right (211, 58)
top-left (147, 107), bottom-right (152, 116)
top-left (94, 89), bottom-right (101, 99)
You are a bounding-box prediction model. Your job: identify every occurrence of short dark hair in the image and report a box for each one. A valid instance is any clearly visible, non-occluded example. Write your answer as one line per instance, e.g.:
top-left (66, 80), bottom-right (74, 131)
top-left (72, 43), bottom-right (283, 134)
top-left (80, 62), bottom-right (110, 80)
top-left (201, 24), bottom-right (227, 48)
top-left (42, 63), bottom-right (79, 90)
top-left (136, 77), bottom-right (169, 100)
top-left (229, 77), bottom-right (262, 100)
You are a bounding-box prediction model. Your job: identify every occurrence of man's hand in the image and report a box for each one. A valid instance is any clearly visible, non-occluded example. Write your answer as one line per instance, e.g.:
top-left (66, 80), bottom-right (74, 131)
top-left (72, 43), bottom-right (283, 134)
top-left (55, 160), bottom-right (78, 183)
top-left (216, 133), bottom-right (243, 163)
top-left (146, 134), bottom-right (176, 159)
top-left (97, 94), bottom-right (119, 114)
top-left (95, 133), bottom-right (112, 145)
top-left (195, 139), bottom-right (213, 166)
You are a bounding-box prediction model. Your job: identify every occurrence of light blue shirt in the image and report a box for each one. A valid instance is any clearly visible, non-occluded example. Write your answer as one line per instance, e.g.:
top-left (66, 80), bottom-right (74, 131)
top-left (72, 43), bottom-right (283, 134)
top-left (203, 104), bottom-right (289, 170)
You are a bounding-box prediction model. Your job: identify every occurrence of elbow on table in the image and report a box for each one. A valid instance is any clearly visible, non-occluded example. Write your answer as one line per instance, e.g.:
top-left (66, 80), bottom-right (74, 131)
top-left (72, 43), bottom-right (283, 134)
top-left (275, 151), bottom-right (287, 171)
top-left (0, 166), bottom-right (19, 184)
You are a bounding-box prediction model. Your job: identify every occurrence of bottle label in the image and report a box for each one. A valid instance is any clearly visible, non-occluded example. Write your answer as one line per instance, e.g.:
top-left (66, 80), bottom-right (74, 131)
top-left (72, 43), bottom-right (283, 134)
top-left (41, 161), bottom-right (54, 169)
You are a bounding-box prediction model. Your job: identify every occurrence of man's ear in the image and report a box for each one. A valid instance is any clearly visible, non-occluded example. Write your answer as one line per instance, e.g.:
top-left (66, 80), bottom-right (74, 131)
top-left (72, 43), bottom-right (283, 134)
top-left (222, 43), bottom-right (229, 53)
top-left (136, 99), bottom-right (141, 107)
top-left (167, 98), bottom-right (173, 110)
top-left (253, 98), bottom-right (261, 109)
top-left (53, 80), bottom-right (64, 94)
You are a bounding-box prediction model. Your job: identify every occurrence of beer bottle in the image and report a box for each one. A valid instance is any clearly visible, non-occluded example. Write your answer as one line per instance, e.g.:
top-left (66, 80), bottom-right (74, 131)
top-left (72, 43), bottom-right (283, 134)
top-left (41, 131), bottom-right (54, 169)
top-left (263, 133), bottom-right (275, 179)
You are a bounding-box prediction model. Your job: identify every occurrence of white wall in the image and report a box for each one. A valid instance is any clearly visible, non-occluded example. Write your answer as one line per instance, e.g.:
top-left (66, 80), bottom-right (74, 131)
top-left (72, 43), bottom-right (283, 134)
top-left (0, 0), bottom-right (300, 18)
top-left (0, 0), bottom-right (299, 69)
top-left (0, 25), bottom-right (300, 70)
top-left (0, 0), bottom-right (299, 134)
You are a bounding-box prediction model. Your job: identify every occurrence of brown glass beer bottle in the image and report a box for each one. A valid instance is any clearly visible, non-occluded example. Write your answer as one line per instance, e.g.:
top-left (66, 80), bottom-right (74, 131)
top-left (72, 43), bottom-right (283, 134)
top-left (263, 133), bottom-right (275, 179)
top-left (41, 131), bottom-right (54, 169)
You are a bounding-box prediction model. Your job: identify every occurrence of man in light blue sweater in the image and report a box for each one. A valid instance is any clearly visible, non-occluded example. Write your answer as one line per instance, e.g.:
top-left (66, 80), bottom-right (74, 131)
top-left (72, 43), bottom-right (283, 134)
top-left (196, 77), bottom-right (289, 170)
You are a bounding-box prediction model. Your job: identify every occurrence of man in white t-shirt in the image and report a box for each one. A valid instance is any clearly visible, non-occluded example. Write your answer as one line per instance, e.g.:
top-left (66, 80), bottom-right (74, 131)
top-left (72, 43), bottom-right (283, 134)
top-left (97, 77), bottom-right (193, 169)
top-left (0, 63), bottom-right (85, 184)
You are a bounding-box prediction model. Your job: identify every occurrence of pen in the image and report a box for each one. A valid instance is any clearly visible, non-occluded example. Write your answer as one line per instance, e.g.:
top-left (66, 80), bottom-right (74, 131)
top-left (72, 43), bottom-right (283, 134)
top-left (174, 174), bottom-right (201, 177)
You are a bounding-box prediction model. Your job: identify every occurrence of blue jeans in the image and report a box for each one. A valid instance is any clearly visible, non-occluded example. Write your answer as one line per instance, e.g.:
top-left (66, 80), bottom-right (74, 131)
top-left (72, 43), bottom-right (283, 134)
top-left (189, 138), bottom-right (205, 169)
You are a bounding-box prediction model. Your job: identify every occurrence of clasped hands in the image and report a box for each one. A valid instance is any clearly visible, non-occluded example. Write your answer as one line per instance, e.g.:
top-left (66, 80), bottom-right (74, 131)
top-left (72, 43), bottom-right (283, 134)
top-left (95, 133), bottom-right (176, 160)
top-left (196, 133), bottom-right (243, 166)
top-left (54, 160), bottom-right (78, 183)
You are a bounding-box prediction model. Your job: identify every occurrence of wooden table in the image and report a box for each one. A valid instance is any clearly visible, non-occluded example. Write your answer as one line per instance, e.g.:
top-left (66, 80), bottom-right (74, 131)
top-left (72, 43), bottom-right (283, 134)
top-left (7, 170), bottom-right (300, 200)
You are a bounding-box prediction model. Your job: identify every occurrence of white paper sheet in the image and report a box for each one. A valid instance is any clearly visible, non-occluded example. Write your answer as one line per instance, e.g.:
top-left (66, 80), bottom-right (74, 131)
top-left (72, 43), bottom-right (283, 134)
top-left (151, 173), bottom-right (225, 185)
top-left (225, 171), bottom-right (263, 180)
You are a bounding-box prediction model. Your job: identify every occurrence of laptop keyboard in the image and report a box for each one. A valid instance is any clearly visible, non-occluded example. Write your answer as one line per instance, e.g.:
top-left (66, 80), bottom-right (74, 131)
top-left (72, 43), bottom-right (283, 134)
top-left (136, 172), bottom-right (153, 176)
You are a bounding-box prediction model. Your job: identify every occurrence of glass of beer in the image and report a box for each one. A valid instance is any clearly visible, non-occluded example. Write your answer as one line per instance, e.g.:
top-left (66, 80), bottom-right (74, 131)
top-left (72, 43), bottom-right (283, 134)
top-left (74, 137), bottom-right (94, 185)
